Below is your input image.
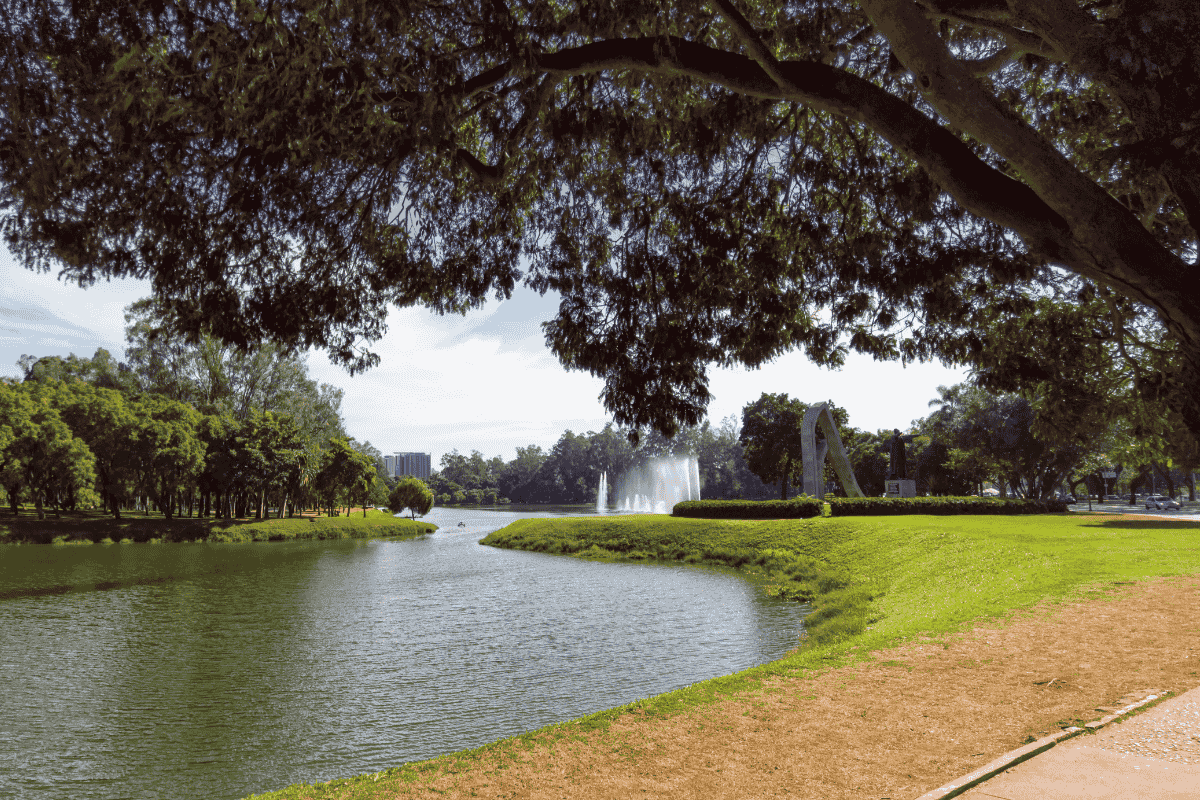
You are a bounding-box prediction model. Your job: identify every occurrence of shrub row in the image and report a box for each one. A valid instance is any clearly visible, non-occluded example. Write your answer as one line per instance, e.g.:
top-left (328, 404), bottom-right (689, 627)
top-left (826, 496), bottom-right (1070, 516)
top-left (672, 498), bottom-right (824, 519)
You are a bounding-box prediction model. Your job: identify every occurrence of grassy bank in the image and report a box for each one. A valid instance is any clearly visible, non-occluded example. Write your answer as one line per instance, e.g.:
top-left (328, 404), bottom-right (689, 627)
top-left (0, 508), bottom-right (437, 544)
top-left (243, 511), bottom-right (1200, 799)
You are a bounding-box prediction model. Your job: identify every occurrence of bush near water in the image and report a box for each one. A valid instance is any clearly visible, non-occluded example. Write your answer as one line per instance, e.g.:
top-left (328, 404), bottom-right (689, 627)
top-left (826, 496), bottom-right (1070, 516)
top-left (672, 498), bottom-right (824, 519)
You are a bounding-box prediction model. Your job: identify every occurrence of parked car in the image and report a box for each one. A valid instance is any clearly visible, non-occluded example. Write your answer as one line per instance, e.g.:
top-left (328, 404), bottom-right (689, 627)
top-left (1144, 495), bottom-right (1182, 511)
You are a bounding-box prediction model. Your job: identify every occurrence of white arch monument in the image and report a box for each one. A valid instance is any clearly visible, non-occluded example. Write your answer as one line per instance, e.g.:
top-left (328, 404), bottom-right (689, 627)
top-left (800, 402), bottom-right (866, 499)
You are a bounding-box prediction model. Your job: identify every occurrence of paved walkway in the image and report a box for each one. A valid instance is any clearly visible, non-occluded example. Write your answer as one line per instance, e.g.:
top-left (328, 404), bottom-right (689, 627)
top-left (1069, 500), bottom-right (1200, 521)
top-left (948, 687), bottom-right (1200, 799)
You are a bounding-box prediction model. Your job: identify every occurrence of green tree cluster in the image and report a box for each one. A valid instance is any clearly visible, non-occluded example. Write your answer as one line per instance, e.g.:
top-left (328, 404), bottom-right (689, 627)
top-left (6, 304), bottom-right (371, 519)
top-left (0, 381), bottom-right (96, 519)
top-left (912, 383), bottom-right (1107, 499)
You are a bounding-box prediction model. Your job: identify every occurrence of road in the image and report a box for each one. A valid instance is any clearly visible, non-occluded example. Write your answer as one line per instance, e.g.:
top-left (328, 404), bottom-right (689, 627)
top-left (1070, 499), bottom-right (1200, 521)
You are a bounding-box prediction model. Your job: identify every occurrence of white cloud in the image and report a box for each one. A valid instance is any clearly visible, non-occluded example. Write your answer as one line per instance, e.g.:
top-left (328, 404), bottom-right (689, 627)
top-left (2, 250), bottom-right (967, 464)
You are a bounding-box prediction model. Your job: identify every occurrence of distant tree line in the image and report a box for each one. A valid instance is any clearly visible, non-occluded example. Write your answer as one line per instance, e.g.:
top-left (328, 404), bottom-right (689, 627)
top-left (427, 419), bottom-right (780, 507)
top-left (1, 301), bottom-right (388, 520)
top-left (658, 385), bottom-right (1199, 503)
top-left (734, 385), bottom-right (1199, 503)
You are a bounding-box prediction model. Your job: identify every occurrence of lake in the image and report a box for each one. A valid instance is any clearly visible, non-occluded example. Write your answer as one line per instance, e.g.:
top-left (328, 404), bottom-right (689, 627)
top-left (0, 506), bottom-right (808, 799)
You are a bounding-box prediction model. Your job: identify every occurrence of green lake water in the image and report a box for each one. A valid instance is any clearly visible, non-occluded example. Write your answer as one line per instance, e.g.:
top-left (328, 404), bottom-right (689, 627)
top-left (0, 507), bottom-right (807, 799)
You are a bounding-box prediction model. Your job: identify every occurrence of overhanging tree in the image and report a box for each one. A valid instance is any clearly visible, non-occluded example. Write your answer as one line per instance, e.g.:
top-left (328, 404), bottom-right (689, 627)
top-left (2, 1), bottom-right (1197, 437)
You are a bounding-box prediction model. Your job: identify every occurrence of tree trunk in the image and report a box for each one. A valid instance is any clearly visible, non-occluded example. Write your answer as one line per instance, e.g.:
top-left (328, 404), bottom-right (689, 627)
top-left (780, 455), bottom-right (791, 501)
top-left (35, 492), bottom-right (45, 521)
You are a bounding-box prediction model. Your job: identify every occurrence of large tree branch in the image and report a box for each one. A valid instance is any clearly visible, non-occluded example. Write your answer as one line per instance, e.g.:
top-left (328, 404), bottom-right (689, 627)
top-left (859, 0), bottom-right (1198, 356)
top-left (1004, 0), bottom-right (1200, 237)
top-left (533, 38), bottom-right (1076, 263)
top-left (914, 1), bottom-right (1057, 57)
top-left (707, 0), bottom-right (790, 90)
top-left (446, 33), bottom-right (1197, 380)
top-left (960, 45), bottom-right (1018, 76)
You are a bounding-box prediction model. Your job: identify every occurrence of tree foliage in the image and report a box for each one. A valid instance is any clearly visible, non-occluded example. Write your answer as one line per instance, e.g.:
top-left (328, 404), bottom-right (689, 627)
top-left (3, 0), bottom-right (1198, 440)
top-left (739, 394), bottom-right (855, 499)
top-left (739, 393), bottom-right (808, 500)
top-left (389, 477), bottom-right (434, 520)
top-left (917, 382), bottom-right (1098, 498)
top-left (9, 303), bottom-right (350, 519)
top-left (0, 381), bottom-right (97, 517)
top-left (314, 436), bottom-right (378, 516)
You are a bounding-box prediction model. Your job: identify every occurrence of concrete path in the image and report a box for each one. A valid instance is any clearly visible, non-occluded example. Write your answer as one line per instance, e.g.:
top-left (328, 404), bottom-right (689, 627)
top-left (1069, 500), bottom-right (1200, 521)
top-left (954, 686), bottom-right (1200, 799)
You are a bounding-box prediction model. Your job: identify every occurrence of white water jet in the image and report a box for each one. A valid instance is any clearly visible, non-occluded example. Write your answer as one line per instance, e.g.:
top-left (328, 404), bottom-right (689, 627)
top-left (616, 456), bottom-right (701, 514)
top-left (596, 471), bottom-right (608, 514)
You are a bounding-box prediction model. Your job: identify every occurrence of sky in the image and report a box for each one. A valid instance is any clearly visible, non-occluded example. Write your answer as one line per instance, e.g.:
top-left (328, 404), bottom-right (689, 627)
top-left (2, 249), bottom-right (968, 467)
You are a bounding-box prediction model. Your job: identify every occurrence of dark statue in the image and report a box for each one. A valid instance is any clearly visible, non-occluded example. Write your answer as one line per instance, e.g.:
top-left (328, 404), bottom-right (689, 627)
top-left (887, 429), bottom-right (914, 481)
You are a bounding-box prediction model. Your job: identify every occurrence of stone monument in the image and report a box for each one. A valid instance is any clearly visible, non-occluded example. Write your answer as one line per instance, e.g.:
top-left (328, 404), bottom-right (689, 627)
top-left (800, 403), bottom-right (866, 498)
top-left (885, 428), bottom-right (916, 498)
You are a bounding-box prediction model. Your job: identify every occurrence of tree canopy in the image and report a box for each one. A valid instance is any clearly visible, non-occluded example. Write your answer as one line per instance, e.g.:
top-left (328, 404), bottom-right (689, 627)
top-left (389, 476), bottom-right (435, 520)
top-left (2, 0), bottom-right (1197, 437)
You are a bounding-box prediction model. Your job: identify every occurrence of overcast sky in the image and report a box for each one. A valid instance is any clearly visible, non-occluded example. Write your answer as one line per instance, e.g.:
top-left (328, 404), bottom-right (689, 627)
top-left (2, 249), bottom-right (968, 466)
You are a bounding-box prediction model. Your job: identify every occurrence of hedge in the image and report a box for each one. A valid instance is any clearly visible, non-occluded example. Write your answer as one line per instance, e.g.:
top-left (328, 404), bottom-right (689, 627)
top-left (672, 498), bottom-right (824, 519)
top-left (826, 496), bottom-right (1070, 516)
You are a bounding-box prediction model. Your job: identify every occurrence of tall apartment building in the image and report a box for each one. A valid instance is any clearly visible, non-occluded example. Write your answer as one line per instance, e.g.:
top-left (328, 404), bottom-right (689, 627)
top-left (389, 452), bottom-right (432, 480)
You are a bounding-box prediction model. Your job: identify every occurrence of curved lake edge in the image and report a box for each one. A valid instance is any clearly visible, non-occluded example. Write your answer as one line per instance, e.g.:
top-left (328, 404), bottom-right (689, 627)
top-left (240, 512), bottom-right (1200, 800)
top-left (0, 508), bottom-right (436, 545)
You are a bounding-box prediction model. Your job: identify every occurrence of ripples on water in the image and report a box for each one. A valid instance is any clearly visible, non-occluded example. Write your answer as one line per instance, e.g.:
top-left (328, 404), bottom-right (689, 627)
top-left (0, 507), bottom-right (807, 800)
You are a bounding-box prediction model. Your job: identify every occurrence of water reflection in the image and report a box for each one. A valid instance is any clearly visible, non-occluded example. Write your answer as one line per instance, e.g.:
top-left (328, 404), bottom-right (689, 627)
top-left (0, 507), bottom-right (806, 800)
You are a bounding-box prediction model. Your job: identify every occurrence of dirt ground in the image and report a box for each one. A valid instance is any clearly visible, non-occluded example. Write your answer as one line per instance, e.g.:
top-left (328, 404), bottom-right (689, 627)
top-left (381, 572), bottom-right (1200, 800)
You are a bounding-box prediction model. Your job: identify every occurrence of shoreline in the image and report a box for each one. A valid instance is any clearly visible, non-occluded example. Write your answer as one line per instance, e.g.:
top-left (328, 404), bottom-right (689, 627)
top-left (0, 508), bottom-right (437, 544)
top-left (241, 511), bottom-right (1200, 799)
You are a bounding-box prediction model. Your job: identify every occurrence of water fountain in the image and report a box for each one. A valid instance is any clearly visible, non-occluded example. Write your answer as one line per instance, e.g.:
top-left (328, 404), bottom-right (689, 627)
top-left (613, 456), bottom-right (701, 514)
top-left (596, 471), bottom-right (608, 514)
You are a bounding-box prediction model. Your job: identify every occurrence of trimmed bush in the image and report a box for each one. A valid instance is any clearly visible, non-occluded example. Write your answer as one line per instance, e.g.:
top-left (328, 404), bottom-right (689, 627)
top-left (826, 496), bottom-right (1069, 516)
top-left (672, 498), bottom-right (823, 519)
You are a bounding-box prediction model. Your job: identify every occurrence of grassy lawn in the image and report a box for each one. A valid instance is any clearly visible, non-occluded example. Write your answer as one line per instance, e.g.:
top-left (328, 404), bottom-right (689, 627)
top-left (0, 507), bottom-right (437, 544)
top-left (243, 511), bottom-right (1200, 800)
